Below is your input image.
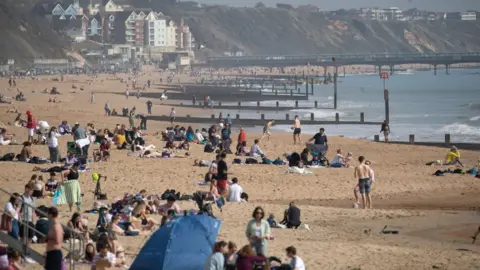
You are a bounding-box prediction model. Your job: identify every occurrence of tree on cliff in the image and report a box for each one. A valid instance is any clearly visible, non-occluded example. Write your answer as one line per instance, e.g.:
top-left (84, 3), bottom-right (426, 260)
top-left (255, 2), bottom-right (266, 8)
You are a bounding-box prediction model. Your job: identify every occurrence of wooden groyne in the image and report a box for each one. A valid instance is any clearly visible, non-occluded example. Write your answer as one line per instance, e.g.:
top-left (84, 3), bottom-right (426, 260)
top-left (374, 134), bottom-right (480, 151)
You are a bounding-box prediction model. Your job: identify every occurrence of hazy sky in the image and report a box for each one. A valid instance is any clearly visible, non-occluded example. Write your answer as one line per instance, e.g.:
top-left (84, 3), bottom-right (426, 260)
top-left (195, 0), bottom-right (480, 12)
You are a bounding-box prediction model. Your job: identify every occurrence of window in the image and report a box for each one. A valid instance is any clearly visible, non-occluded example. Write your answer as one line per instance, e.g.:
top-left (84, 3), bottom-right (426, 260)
top-left (150, 22), bottom-right (154, 27)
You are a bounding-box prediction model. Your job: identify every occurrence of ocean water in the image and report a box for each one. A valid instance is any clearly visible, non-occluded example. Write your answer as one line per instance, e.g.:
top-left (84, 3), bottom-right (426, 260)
top-left (214, 69), bottom-right (480, 143)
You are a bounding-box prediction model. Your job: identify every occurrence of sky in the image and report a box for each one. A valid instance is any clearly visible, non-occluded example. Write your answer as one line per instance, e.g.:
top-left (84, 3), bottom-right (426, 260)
top-left (194, 0), bottom-right (480, 12)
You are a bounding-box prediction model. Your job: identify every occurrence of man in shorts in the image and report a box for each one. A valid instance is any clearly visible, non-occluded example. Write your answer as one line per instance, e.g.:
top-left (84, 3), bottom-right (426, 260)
top-left (26, 110), bottom-right (36, 143)
top-left (380, 120), bottom-right (390, 143)
top-left (292, 115), bottom-right (301, 144)
top-left (354, 156), bottom-right (372, 209)
top-left (260, 120), bottom-right (274, 142)
top-left (353, 160), bottom-right (374, 208)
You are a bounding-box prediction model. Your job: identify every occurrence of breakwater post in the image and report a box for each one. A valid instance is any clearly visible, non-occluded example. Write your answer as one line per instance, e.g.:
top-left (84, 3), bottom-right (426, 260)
top-left (384, 89), bottom-right (390, 124)
top-left (310, 78), bottom-right (314, 95)
top-left (334, 67), bottom-right (338, 109)
top-left (360, 112), bottom-right (364, 123)
top-left (305, 78), bottom-right (309, 99)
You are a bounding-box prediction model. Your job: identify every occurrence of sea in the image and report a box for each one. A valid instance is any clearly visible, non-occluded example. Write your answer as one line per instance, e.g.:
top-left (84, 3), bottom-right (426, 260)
top-left (212, 68), bottom-right (480, 143)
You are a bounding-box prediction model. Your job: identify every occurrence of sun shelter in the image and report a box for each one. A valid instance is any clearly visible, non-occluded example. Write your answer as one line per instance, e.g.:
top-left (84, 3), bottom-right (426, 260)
top-left (130, 214), bottom-right (222, 270)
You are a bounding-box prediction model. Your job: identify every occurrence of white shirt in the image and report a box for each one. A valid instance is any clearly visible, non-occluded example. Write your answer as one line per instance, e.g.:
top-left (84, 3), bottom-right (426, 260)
top-left (93, 252), bottom-right (116, 266)
top-left (291, 256), bottom-right (306, 270)
top-left (5, 202), bottom-right (18, 220)
top-left (227, 183), bottom-right (243, 202)
top-left (196, 132), bottom-right (204, 142)
top-left (331, 154), bottom-right (344, 164)
top-left (47, 131), bottom-right (60, 148)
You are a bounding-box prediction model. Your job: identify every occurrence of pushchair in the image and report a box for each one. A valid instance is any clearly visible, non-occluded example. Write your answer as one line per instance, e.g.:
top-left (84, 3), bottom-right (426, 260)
top-left (192, 191), bottom-right (216, 218)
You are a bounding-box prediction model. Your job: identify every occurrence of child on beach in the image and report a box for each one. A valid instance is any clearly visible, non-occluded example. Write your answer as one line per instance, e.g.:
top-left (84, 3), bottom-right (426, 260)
top-left (353, 160), bottom-right (374, 209)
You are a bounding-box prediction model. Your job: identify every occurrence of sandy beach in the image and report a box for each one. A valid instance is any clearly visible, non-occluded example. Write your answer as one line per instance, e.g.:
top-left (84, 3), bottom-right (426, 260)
top-left (0, 70), bottom-right (479, 270)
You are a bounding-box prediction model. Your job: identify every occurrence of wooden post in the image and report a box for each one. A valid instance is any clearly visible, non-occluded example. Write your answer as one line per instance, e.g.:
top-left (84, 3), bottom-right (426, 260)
top-left (261, 114), bottom-right (265, 120)
top-left (276, 101), bottom-right (279, 112)
top-left (384, 89), bottom-right (390, 124)
top-left (409, 134), bottom-right (415, 144)
top-left (286, 114), bottom-right (289, 120)
top-left (374, 135), bottom-right (380, 142)
top-left (219, 102), bottom-right (222, 107)
top-left (211, 114), bottom-right (215, 119)
top-left (295, 101), bottom-right (298, 108)
top-left (305, 78), bottom-right (308, 97)
top-left (314, 101), bottom-right (318, 108)
top-left (257, 101), bottom-right (260, 109)
top-left (360, 112), bottom-right (364, 123)
top-left (310, 113), bottom-right (314, 121)
top-left (186, 114), bottom-right (190, 119)
top-left (238, 101), bottom-right (241, 108)
top-left (290, 89), bottom-right (293, 96)
top-left (334, 67), bottom-right (338, 109)
top-left (236, 114), bottom-right (240, 120)
top-left (335, 113), bottom-right (339, 122)
top-left (445, 134), bottom-right (451, 144)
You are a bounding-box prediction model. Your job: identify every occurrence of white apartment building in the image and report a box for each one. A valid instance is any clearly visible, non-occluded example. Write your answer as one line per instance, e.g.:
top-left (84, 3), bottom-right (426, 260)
top-left (461, 12), bottom-right (476, 20)
top-left (166, 20), bottom-right (177, 49)
top-left (144, 12), bottom-right (167, 47)
top-left (368, 7), bottom-right (403, 21)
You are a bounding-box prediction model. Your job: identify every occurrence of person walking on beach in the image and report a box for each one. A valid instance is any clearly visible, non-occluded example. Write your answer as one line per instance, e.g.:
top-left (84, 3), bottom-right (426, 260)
top-left (26, 110), bottom-right (36, 144)
top-left (169, 108), bottom-right (176, 125)
top-left (353, 160), bottom-right (374, 209)
top-left (125, 89), bottom-right (129, 100)
top-left (146, 100), bottom-right (152, 114)
top-left (226, 114), bottom-right (233, 127)
top-left (354, 156), bottom-right (372, 209)
top-left (45, 207), bottom-right (63, 270)
top-left (90, 92), bottom-right (95, 104)
top-left (260, 120), bottom-right (274, 142)
top-left (292, 115), bottom-right (301, 144)
top-left (104, 102), bottom-right (111, 116)
top-left (380, 120), bottom-right (390, 143)
top-left (245, 206), bottom-right (271, 256)
top-left (129, 107), bottom-right (136, 129)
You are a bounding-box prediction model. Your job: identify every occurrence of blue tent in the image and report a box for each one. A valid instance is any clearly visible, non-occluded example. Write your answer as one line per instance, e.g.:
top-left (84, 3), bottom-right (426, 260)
top-left (130, 215), bottom-right (222, 270)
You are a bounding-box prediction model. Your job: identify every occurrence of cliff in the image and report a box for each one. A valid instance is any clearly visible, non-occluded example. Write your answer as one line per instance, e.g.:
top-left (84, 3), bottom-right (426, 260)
top-left (0, 1), bottom-right (68, 68)
top-left (167, 6), bottom-right (480, 55)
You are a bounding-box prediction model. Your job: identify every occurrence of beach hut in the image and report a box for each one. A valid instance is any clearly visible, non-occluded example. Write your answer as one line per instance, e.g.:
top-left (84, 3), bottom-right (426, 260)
top-left (130, 215), bottom-right (222, 270)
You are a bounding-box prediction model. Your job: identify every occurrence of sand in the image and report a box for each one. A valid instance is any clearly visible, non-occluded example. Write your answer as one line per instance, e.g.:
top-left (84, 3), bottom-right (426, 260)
top-left (0, 69), bottom-right (480, 270)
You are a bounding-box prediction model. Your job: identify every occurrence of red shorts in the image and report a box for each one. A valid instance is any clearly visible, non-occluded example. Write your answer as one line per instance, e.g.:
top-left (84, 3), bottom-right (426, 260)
top-left (217, 179), bottom-right (227, 191)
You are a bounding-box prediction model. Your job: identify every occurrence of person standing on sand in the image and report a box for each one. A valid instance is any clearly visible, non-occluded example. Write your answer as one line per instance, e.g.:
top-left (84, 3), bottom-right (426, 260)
top-left (260, 120), bottom-right (274, 142)
top-left (306, 127), bottom-right (328, 156)
top-left (125, 89), bottom-right (129, 100)
top-left (26, 110), bottom-right (36, 144)
top-left (146, 100), bottom-right (152, 114)
top-left (292, 115), bottom-right (301, 144)
top-left (380, 120), bottom-right (390, 143)
top-left (245, 206), bottom-right (271, 256)
top-left (169, 108), bottom-right (176, 125)
top-left (45, 207), bottom-right (63, 270)
top-left (90, 92), bottom-right (95, 104)
top-left (129, 107), bottom-right (136, 129)
top-left (353, 160), bottom-right (374, 209)
top-left (354, 156), bottom-right (372, 209)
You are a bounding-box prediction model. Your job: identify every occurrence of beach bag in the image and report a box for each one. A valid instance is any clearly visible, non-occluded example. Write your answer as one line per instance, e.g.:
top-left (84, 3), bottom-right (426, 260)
top-left (245, 158), bottom-right (259, 164)
top-left (53, 189), bottom-right (63, 205)
top-left (233, 158), bottom-right (242, 164)
top-left (0, 213), bottom-right (12, 232)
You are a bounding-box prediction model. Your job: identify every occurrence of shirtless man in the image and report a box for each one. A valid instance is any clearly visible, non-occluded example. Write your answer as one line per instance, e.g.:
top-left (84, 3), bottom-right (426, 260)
top-left (353, 160), bottom-right (374, 208)
top-left (45, 207), bottom-right (64, 270)
top-left (260, 120), bottom-right (274, 142)
top-left (354, 156), bottom-right (372, 209)
top-left (292, 115), bottom-right (301, 144)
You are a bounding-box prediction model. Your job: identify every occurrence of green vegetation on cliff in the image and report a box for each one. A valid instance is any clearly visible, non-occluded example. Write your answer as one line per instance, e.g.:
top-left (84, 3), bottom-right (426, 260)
top-left (167, 6), bottom-right (480, 55)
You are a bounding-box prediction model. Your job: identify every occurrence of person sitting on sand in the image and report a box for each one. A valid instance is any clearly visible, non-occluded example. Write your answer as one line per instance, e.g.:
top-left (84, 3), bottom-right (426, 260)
top-left (300, 148), bottom-right (309, 165)
top-left (194, 159), bottom-right (213, 167)
top-left (235, 245), bottom-right (267, 270)
top-left (114, 131), bottom-right (127, 150)
top-left (280, 202), bottom-right (302, 229)
top-left (445, 146), bottom-right (464, 167)
top-left (236, 141), bottom-right (248, 156)
top-left (17, 142), bottom-right (33, 162)
top-left (46, 172), bottom-right (58, 193)
top-left (207, 179), bottom-right (221, 201)
top-left (58, 121), bottom-right (72, 135)
top-left (330, 149), bottom-right (349, 168)
top-left (0, 128), bottom-right (14, 145)
top-left (157, 195), bottom-right (182, 218)
top-left (195, 129), bottom-right (206, 144)
top-left (249, 139), bottom-right (264, 157)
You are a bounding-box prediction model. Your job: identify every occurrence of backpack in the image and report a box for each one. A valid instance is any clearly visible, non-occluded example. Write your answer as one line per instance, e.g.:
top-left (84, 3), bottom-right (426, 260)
top-left (204, 143), bottom-right (214, 153)
top-left (0, 153), bottom-right (15, 161)
top-left (245, 158), bottom-right (259, 164)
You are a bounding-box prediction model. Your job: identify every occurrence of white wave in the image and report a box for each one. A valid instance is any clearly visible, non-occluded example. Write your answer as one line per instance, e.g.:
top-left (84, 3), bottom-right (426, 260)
top-left (327, 96), bottom-right (333, 100)
top-left (470, 115), bottom-right (480, 121)
top-left (437, 123), bottom-right (480, 136)
top-left (290, 109), bottom-right (347, 119)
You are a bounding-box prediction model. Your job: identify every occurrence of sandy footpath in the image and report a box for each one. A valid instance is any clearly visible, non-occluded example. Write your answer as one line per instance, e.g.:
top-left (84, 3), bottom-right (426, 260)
top-left (0, 70), bottom-right (479, 269)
